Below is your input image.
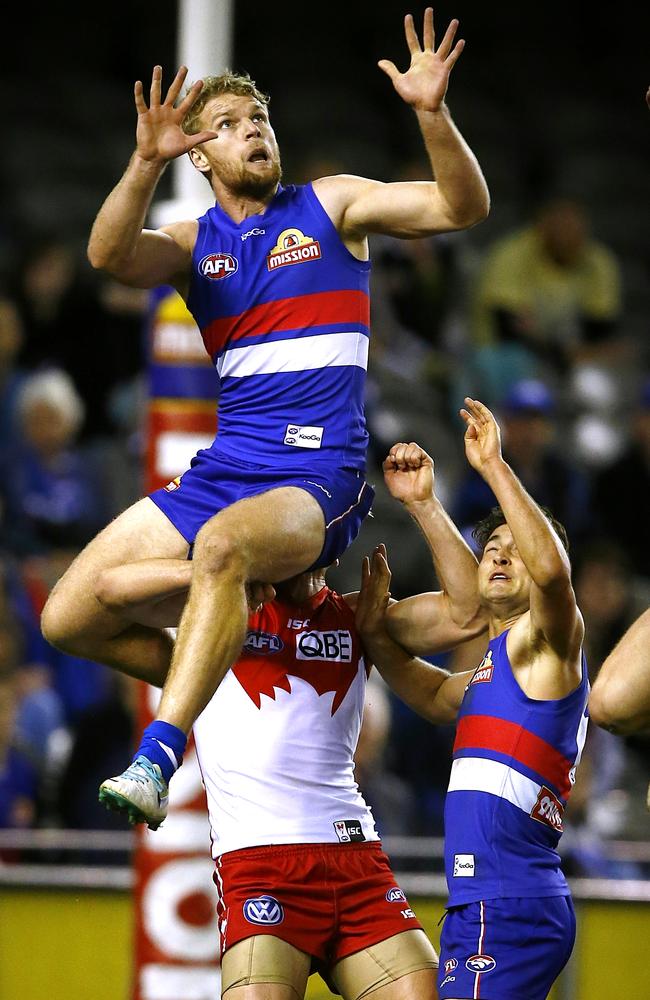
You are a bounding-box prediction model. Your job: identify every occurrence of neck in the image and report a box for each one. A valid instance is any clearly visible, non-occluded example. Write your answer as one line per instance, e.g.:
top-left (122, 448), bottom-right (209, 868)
top-left (211, 180), bottom-right (278, 224)
top-left (488, 609), bottom-right (525, 638)
top-left (276, 572), bottom-right (327, 605)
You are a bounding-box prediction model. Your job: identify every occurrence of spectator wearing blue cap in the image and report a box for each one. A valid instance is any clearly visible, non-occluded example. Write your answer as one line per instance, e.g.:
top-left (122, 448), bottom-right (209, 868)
top-left (451, 378), bottom-right (592, 546)
top-left (592, 377), bottom-right (650, 577)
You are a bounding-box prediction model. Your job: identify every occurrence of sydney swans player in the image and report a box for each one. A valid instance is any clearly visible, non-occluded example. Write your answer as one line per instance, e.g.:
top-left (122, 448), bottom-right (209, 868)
top-left (92, 548), bottom-right (485, 1000)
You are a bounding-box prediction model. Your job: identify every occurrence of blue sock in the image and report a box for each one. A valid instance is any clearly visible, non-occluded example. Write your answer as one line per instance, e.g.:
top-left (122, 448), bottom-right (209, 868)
top-left (134, 721), bottom-right (187, 785)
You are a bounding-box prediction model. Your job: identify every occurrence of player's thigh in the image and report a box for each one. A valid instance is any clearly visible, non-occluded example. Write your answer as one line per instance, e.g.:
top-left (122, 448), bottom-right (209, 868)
top-left (196, 487), bottom-right (325, 581)
top-left (332, 929), bottom-right (439, 1000)
top-left (43, 498), bottom-right (189, 637)
top-left (221, 934), bottom-right (311, 1000)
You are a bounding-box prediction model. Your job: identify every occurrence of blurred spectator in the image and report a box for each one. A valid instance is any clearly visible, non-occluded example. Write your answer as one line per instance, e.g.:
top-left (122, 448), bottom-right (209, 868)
top-left (592, 376), bottom-right (650, 576)
top-left (0, 295), bottom-right (28, 455)
top-left (464, 197), bottom-right (623, 407)
top-left (0, 669), bottom-right (38, 831)
top-left (0, 368), bottom-right (106, 555)
top-left (451, 379), bottom-right (592, 544)
top-left (569, 540), bottom-right (650, 849)
top-left (353, 670), bottom-right (416, 836)
top-left (10, 234), bottom-right (146, 438)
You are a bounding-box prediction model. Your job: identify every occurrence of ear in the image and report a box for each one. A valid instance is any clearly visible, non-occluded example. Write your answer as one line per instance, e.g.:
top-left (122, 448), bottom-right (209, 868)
top-left (188, 147), bottom-right (211, 175)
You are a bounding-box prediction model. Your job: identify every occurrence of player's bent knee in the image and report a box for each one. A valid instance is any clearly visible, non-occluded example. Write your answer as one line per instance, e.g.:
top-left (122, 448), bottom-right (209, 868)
top-left (194, 524), bottom-right (248, 577)
top-left (221, 935), bottom-right (311, 998)
top-left (332, 930), bottom-right (439, 1000)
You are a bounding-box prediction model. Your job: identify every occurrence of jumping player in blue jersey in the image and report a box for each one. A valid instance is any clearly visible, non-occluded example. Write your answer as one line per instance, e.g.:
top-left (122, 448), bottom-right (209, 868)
top-left (357, 400), bottom-right (589, 1000)
top-left (40, 9), bottom-right (489, 829)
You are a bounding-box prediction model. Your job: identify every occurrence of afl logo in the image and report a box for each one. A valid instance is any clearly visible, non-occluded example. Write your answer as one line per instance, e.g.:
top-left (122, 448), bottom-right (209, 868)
top-left (199, 252), bottom-right (239, 279)
top-left (465, 954), bottom-right (496, 973)
top-left (243, 631), bottom-right (284, 654)
top-left (385, 887), bottom-right (407, 903)
top-left (243, 895), bottom-right (284, 925)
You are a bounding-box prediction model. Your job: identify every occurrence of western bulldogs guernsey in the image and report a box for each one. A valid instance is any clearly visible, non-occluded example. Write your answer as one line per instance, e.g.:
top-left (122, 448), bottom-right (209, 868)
top-left (444, 629), bottom-right (589, 906)
top-left (192, 586), bottom-right (379, 857)
top-left (186, 183), bottom-right (371, 469)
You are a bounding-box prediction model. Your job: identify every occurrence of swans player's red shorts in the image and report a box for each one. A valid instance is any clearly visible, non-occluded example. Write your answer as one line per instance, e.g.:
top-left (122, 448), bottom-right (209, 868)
top-left (213, 841), bottom-right (423, 962)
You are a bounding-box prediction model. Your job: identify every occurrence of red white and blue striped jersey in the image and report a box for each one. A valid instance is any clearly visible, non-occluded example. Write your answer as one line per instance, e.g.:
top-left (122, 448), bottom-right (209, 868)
top-left (186, 183), bottom-right (371, 469)
top-left (444, 629), bottom-right (589, 905)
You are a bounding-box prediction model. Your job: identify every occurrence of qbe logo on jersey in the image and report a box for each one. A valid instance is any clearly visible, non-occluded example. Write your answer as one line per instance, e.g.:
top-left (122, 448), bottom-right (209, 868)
top-left (267, 228), bottom-right (321, 270)
top-left (296, 629), bottom-right (353, 662)
top-left (243, 894), bottom-right (284, 926)
top-left (199, 252), bottom-right (239, 280)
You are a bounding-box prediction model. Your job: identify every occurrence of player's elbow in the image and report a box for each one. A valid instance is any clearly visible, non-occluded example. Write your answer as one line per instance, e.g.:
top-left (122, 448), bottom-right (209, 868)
top-left (589, 674), bottom-right (647, 735)
top-left (447, 189), bottom-right (491, 230)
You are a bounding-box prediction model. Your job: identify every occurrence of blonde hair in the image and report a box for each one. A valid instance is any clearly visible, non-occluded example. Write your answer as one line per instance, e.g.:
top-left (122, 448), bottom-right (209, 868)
top-left (183, 71), bottom-right (270, 135)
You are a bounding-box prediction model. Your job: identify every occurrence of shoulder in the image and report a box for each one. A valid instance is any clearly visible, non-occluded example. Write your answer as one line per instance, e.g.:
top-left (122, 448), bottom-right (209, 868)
top-left (312, 174), bottom-right (380, 223)
top-left (159, 219), bottom-right (200, 254)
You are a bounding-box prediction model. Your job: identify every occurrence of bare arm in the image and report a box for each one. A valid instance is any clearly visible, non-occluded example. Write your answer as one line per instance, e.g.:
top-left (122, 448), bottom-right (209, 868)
top-left (590, 608), bottom-right (650, 734)
top-left (355, 545), bottom-right (471, 723)
top-left (381, 441), bottom-right (487, 654)
top-left (314, 11), bottom-right (489, 243)
top-left (87, 65), bottom-right (216, 289)
top-left (461, 398), bottom-right (583, 664)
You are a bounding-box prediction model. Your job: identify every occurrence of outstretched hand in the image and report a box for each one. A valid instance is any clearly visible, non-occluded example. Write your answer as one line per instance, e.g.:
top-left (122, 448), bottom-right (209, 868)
top-left (355, 545), bottom-right (392, 641)
top-left (378, 8), bottom-right (464, 112)
top-left (383, 441), bottom-right (435, 505)
top-left (134, 65), bottom-right (217, 163)
top-left (460, 397), bottom-right (503, 474)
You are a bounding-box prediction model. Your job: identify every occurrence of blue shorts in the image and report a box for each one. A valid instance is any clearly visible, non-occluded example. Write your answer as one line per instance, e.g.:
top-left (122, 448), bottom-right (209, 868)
top-left (149, 447), bottom-right (374, 570)
top-left (438, 896), bottom-right (575, 1000)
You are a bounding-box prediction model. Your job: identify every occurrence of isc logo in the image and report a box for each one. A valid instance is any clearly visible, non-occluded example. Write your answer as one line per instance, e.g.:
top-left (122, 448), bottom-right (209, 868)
top-left (199, 252), bottom-right (239, 279)
top-left (296, 630), bottom-right (353, 662)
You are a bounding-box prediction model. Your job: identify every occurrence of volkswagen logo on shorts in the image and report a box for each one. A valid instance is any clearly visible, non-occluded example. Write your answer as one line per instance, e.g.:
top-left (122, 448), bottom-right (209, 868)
top-left (465, 954), bottom-right (496, 973)
top-left (243, 894), bottom-right (284, 925)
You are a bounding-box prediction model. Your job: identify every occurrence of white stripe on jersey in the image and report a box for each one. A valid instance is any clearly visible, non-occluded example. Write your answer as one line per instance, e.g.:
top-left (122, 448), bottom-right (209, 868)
top-left (217, 331), bottom-right (369, 378)
top-left (448, 756), bottom-right (543, 815)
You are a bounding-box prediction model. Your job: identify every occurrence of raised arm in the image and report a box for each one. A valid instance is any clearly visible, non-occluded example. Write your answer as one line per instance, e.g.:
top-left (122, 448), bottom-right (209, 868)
top-left (356, 545), bottom-right (471, 724)
top-left (589, 607), bottom-right (650, 735)
top-left (87, 66), bottom-right (217, 291)
top-left (382, 441), bottom-right (486, 654)
top-left (461, 398), bottom-right (583, 665)
top-left (315, 10), bottom-right (489, 243)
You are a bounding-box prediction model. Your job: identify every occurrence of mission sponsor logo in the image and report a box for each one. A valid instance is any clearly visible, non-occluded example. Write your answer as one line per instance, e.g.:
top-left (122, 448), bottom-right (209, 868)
top-left (243, 631), bottom-right (284, 655)
top-left (267, 227), bottom-right (321, 270)
top-left (469, 648), bottom-right (494, 685)
top-left (531, 785), bottom-right (564, 832)
top-left (199, 252), bottom-right (239, 279)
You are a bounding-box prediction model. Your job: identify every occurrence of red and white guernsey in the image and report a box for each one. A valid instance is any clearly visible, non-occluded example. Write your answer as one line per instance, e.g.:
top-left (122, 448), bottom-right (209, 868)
top-left (444, 628), bottom-right (589, 906)
top-left (192, 586), bottom-right (379, 857)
